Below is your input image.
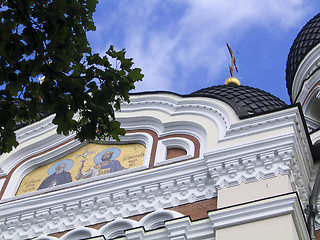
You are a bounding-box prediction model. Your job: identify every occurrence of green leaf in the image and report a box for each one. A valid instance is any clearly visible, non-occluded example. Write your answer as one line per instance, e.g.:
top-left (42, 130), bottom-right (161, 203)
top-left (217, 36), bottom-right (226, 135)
top-left (0, 0), bottom-right (143, 154)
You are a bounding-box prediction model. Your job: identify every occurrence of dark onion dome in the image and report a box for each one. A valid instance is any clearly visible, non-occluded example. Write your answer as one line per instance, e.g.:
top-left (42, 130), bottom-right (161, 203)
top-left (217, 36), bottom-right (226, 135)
top-left (189, 84), bottom-right (287, 117)
top-left (286, 13), bottom-right (320, 101)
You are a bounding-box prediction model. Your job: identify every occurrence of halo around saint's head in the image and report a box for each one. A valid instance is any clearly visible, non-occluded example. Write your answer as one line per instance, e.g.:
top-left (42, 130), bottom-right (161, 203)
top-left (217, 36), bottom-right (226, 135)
top-left (94, 147), bottom-right (121, 164)
top-left (48, 159), bottom-right (74, 175)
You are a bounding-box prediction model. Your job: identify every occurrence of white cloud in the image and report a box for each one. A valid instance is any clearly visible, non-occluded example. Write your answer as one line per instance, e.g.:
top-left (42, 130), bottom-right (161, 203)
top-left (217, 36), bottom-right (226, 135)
top-left (91, 0), bottom-right (312, 94)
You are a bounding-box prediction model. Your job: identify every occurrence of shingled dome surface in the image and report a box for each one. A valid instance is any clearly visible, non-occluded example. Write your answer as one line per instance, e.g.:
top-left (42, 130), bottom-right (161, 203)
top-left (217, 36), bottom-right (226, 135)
top-left (190, 85), bottom-right (287, 117)
top-left (286, 13), bottom-right (320, 100)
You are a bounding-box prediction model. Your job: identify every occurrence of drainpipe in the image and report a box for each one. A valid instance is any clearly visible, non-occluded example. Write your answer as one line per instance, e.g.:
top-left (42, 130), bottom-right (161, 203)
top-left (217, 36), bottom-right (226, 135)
top-left (308, 142), bottom-right (320, 239)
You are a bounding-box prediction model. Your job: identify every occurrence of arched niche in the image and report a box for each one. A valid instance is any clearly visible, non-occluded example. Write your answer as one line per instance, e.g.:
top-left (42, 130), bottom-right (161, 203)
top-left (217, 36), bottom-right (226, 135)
top-left (2, 132), bottom-right (153, 199)
top-left (304, 84), bottom-right (320, 127)
top-left (154, 136), bottom-right (196, 167)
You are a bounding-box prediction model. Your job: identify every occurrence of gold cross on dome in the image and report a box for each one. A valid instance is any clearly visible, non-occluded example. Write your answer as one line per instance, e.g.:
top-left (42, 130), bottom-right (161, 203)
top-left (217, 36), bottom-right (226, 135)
top-left (226, 43), bottom-right (239, 78)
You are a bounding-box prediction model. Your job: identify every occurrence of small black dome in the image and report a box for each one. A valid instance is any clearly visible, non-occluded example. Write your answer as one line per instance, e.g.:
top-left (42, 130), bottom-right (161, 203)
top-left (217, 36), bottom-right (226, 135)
top-left (190, 85), bottom-right (287, 117)
top-left (286, 13), bottom-right (320, 101)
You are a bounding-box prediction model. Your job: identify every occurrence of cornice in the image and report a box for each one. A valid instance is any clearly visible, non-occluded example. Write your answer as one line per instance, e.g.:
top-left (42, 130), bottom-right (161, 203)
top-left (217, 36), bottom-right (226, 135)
top-left (0, 127), bottom-right (310, 239)
top-left (206, 124), bottom-right (312, 210)
top-left (224, 106), bottom-right (300, 140)
top-left (31, 193), bottom-right (307, 240)
top-left (120, 93), bottom-right (238, 140)
top-left (206, 139), bottom-right (293, 189)
top-left (0, 94), bottom-right (314, 239)
top-left (209, 192), bottom-right (309, 239)
top-left (305, 116), bottom-right (320, 132)
top-left (0, 160), bottom-right (214, 239)
top-left (311, 128), bottom-right (320, 144)
top-left (31, 210), bottom-right (214, 240)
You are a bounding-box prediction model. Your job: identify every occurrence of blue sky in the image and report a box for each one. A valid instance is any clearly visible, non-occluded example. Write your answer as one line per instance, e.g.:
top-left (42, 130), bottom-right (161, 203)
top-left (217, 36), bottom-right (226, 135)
top-left (87, 0), bottom-right (320, 104)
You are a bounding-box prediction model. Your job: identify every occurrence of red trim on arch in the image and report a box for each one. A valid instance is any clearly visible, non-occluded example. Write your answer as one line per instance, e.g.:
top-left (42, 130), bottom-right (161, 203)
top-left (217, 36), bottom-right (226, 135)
top-left (302, 80), bottom-right (320, 107)
top-left (0, 130), bottom-right (201, 198)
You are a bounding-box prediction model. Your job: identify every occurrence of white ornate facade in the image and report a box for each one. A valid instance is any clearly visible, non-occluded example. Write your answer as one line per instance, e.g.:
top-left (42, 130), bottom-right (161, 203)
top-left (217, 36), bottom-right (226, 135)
top-left (1, 12), bottom-right (320, 240)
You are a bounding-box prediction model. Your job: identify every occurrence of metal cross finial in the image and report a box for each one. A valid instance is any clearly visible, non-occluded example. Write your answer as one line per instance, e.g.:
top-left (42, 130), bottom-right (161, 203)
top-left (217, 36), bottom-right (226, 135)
top-left (226, 43), bottom-right (239, 77)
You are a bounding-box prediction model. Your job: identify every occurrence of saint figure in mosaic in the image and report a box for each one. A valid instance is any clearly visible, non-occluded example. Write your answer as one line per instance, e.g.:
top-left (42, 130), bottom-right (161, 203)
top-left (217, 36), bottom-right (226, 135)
top-left (38, 160), bottom-right (73, 190)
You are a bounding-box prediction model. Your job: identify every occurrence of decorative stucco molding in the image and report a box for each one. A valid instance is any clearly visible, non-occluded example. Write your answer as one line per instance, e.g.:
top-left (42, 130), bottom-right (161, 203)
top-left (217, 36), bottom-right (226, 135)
top-left (0, 160), bottom-right (214, 240)
top-left (224, 107), bottom-right (301, 140)
top-left (305, 116), bottom-right (320, 132)
top-left (32, 193), bottom-right (308, 240)
top-left (209, 192), bottom-right (309, 240)
top-left (119, 93), bottom-right (238, 142)
top-left (0, 132), bottom-right (309, 240)
top-left (0, 95), bottom-right (313, 239)
top-left (2, 131), bottom-right (153, 199)
top-left (311, 129), bottom-right (320, 144)
top-left (33, 209), bottom-right (214, 240)
top-left (154, 137), bottom-right (195, 167)
top-left (207, 143), bottom-right (292, 189)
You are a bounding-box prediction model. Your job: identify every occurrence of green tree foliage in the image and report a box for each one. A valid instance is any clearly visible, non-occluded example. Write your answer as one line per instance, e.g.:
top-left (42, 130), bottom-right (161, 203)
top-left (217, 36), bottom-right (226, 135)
top-left (0, 0), bottom-right (143, 154)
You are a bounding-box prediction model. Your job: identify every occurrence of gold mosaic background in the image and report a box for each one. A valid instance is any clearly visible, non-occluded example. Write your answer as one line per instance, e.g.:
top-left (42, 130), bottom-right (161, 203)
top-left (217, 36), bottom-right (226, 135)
top-left (16, 143), bottom-right (145, 195)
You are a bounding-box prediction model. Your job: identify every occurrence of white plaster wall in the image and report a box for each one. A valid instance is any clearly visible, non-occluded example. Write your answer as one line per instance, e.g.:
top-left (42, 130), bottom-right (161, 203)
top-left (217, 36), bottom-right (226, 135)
top-left (217, 126), bottom-right (295, 151)
top-left (0, 93), bottom-right (311, 240)
top-left (0, 179), bottom-right (5, 193)
top-left (216, 215), bottom-right (299, 240)
top-left (218, 175), bottom-right (292, 208)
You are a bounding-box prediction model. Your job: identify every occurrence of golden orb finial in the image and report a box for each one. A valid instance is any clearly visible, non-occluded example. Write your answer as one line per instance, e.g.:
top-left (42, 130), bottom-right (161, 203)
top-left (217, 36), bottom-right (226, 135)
top-left (225, 77), bottom-right (240, 86)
